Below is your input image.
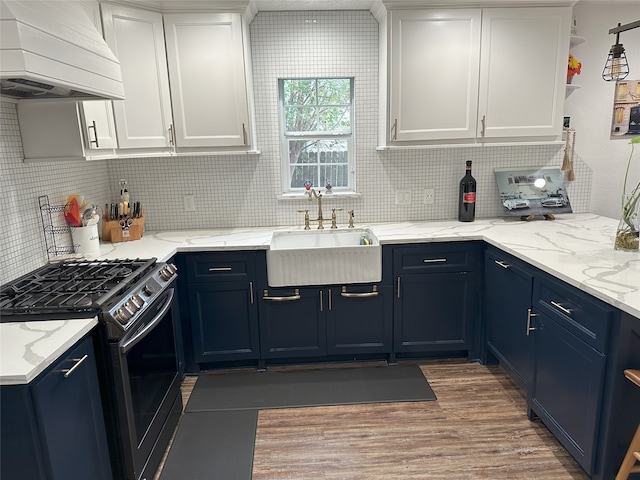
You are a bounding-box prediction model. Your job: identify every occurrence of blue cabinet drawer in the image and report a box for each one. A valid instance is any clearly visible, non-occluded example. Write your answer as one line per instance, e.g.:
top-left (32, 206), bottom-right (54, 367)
top-left (185, 252), bottom-right (257, 282)
top-left (393, 242), bottom-right (479, 274)
top-left (533, 275), bottom-right (612, 353)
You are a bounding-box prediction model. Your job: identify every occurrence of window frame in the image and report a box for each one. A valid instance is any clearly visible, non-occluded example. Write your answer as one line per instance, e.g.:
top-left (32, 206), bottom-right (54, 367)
top-left (278, 77), bottom-right (355, 195)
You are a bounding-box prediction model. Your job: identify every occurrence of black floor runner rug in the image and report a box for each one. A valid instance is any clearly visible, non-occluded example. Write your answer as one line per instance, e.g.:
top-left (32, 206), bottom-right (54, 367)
top-left (186, 364), bottom-right (436, 412)
top-left (160, 365), bottom-right (436, 480)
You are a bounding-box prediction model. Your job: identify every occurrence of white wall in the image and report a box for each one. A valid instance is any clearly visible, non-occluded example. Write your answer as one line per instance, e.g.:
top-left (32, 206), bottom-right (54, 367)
top-left (565, 0), bottom-right (640, 218)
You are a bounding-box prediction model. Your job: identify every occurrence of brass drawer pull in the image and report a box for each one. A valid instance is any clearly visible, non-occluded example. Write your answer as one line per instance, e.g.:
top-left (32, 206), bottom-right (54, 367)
top-left (423, 258), bottom-right (447, 263)
top-left (494, 260), bottom-right (510, 269)
top-left (208, 267), bottom-right (232, 272)
top-left (263, 289), bottom-right (300, 301)
top-left (62, 354), bottom-right (89, 378)
top-left (341, 285), bottom-right (378, 298)
top-left (551, 301), bottom-right (572, 315)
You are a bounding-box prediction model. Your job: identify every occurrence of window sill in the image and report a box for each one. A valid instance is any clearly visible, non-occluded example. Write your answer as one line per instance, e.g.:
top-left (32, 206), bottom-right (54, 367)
top-left (277, 191), bottom-right (362, 201)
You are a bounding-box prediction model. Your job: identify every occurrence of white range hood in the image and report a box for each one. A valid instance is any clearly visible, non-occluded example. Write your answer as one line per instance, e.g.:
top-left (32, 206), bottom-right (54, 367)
top-left (0, 0), bottom-right (124, 100)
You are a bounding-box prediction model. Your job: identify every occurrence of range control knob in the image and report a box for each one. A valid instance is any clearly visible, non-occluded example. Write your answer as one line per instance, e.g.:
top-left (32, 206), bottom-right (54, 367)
top-left (115, 306), bottom-right (133, 324)
top-left (131, 294), bottom-right (145, 308)
top-left (125, 299), bottom-right (140, 314)
top-left (159, 264), bottom-right (177, 281)
top-left (143, 281), bottom-right (159, 296)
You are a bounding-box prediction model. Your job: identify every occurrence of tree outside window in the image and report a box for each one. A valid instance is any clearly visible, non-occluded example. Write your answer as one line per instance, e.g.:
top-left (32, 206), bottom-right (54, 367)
top-left (279, 78), bottom-right (354, 193)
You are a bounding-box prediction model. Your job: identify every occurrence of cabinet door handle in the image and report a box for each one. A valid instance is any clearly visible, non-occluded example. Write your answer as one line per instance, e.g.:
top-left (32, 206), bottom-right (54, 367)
top-left (423, 258), bottom-right (447, 263)
top-left (340, 285), bottom-right (378, 298)
top-left (481, 115), bottom-right (486, 137)
top-left (550, 301), bottom-right (572, 315)
top-left (397, 276), bottom-right (401, 298)
top-left (526, 308), bottom-right (537, 336)
top-left (249, 281), bottom-right (254, 305)
top-left (169, 124), bottom-right (176, 146)
top-left (242, 123), bottom-right (248, 145)
top-left (494, 260), bottom-right (510, 269)
top-left (391, 118), bottom-right (398, 141)
top-left (209, 267), bottom-right (232, 272)
top-left (262, 289), bottom-right (300, 301)
top-left (88, 121), bottom-right (99, 148)
top-left (320, 290), bottom-right (323, 312)
top-left (328, 289), bottom-right (332, 311)
top-left (62, 354), bottom-right (89, 378)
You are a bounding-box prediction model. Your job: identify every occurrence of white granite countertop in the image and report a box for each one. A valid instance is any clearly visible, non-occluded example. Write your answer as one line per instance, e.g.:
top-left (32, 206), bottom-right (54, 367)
top-left (93, 213), bottom-right (640, 319)
top-left (0, 318), bottom-right (98, 385)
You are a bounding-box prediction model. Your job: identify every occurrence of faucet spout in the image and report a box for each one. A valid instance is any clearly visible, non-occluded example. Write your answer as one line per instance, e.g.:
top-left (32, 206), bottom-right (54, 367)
top-left (308, 189), bottom-right (324, 229)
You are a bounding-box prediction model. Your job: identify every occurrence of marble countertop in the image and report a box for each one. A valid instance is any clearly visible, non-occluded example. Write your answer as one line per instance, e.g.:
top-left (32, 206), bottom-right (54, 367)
top-left (94, 213), bottom-right (640, 319)
top-left (3, 213), bottom-right (638, 385)
top-left (0, 318), bottom-right (98, 385)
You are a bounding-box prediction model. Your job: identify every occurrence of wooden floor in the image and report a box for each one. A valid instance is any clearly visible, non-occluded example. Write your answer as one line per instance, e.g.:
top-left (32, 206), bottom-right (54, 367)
top-left (155, 360), bottom-right (589, 480)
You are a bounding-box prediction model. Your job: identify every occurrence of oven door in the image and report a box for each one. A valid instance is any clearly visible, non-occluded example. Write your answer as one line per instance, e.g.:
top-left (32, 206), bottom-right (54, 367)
top-left (112, 286), bottom-right (182, 480)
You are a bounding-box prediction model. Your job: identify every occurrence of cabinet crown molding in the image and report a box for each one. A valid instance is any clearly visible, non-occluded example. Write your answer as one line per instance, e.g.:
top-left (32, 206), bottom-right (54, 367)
top-left (382, 0), bottom-right (575, 7)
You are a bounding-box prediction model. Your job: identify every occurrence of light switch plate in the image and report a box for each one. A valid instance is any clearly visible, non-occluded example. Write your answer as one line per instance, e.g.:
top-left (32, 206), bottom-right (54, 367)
top-left (183, 194), bottom-right (195, 212)
top-left (395, 190), bottom-right (411, 205)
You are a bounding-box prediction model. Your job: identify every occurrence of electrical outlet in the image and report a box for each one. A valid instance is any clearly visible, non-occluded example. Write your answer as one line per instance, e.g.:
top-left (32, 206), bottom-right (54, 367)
top-left (424, 188), bottom-right (435, 205)
top-left (183, 194), bottom-right (196, 212)
top-left (395, 190), bottom-right (411, 206)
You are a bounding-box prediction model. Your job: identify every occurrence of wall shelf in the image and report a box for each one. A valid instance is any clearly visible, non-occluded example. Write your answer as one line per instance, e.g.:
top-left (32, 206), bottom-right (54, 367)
top-left (566, 84), bottom-right (580, 97)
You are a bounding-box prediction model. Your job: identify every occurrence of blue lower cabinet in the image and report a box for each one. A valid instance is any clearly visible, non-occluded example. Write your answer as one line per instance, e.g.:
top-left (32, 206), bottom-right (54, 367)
top-left (530, 273), bottom-right (613, 476)
top-left (326, 284), bottom-right (393, 356)
top-left (484, 248), bottom-right (535, 389)
top-left (393, 242), bottom-right (480, 356)
top-left (258, 286), bottom-right (327, 359)
top-left (1, 336), bottom-right (112, 480)
top-left (529, 310), bottom-right (606, 474)
top-left (188, 281), bottom-right (260, 362)
top-left (394, 272), bottom-right (476, 353)
top-left (180, 252), bottom-right (261, 367)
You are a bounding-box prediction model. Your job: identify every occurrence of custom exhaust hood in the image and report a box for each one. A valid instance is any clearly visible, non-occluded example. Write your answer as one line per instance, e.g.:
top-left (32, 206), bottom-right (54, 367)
top-left (0, 0), bottom-right (124, 100)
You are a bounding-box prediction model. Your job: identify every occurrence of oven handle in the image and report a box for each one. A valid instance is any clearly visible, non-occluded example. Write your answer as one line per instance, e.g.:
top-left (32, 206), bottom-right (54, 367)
top-left (120, 288), bottom-right (174, 354)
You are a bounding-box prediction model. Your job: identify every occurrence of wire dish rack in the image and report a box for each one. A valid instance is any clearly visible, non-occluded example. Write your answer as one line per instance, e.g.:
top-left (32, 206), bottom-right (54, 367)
top-left (38, 195), bottom-right (79, 260)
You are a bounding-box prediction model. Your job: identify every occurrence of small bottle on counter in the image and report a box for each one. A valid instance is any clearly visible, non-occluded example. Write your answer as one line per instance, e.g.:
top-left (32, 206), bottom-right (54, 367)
top-left (458, 160), bottom-right (476, 222)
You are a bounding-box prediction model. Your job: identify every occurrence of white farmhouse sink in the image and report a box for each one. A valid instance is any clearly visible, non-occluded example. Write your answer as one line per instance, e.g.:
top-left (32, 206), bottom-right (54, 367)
top-left (267, 228), bottom-right (382, 287)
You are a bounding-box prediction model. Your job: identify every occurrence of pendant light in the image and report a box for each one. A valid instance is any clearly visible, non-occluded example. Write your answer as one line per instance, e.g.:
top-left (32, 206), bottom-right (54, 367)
top-left (603, 20), bottom-right (640, 82)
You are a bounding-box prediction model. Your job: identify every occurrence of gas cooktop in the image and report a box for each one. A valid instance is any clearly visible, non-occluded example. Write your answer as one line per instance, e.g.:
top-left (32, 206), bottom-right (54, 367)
top-left (0, 259), bottom-right (157, 321)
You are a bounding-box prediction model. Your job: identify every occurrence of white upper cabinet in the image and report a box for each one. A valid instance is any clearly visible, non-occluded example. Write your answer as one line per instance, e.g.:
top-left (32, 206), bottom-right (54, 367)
top-left (478, 8), bottom-right (570, 139)
top-left (77, 1), bottom-right (117, 151)
top-left (386, 5), bottom-right (571, 145)
top-left (101, 4), bottom-right (174, 151)
top-left (164, 13), bottom-right (251, 149)
top-left (389, 9), bottom-right (481, 142)
top-left (17, 1), bottom-right (117, 162)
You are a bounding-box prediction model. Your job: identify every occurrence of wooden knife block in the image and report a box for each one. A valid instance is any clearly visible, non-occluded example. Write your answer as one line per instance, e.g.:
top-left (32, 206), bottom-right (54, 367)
top-left (102, 215), bottom-right (145, 243)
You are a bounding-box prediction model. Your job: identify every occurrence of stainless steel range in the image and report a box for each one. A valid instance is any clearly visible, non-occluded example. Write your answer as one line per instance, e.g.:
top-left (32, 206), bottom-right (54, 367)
top-left (0, 258), bottom-right (182, 480)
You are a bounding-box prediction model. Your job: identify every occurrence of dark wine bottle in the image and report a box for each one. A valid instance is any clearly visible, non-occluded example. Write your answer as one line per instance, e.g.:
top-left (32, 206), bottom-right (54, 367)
top-left (458, 160), bottom-right (476, 222)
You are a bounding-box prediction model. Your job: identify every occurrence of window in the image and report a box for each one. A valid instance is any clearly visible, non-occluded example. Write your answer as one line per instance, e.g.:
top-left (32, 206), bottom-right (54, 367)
top-left (279, 78), bottom-right (354, 194)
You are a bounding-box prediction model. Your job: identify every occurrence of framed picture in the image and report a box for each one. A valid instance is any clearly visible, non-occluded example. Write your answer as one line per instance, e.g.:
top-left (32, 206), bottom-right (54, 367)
top-left (495, 167), bottom-right (573, 217)
top-left (611, 79), bottom-right (640, 137)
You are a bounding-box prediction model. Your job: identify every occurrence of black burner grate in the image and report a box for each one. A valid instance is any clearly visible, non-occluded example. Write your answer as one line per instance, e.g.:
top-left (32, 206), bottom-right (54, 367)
top-left (1, 258), bottom-right (156, 320)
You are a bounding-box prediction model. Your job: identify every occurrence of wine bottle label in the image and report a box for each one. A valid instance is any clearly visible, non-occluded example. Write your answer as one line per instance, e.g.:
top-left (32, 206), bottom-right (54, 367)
top-left (463, 192), bottom-right (476, 203)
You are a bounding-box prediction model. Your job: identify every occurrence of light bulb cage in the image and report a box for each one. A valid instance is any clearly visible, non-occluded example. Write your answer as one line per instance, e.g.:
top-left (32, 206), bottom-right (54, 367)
top-left (602, 43), bottom-right (629, 82)
top-left (602, 20), bottom-right (640, 82)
